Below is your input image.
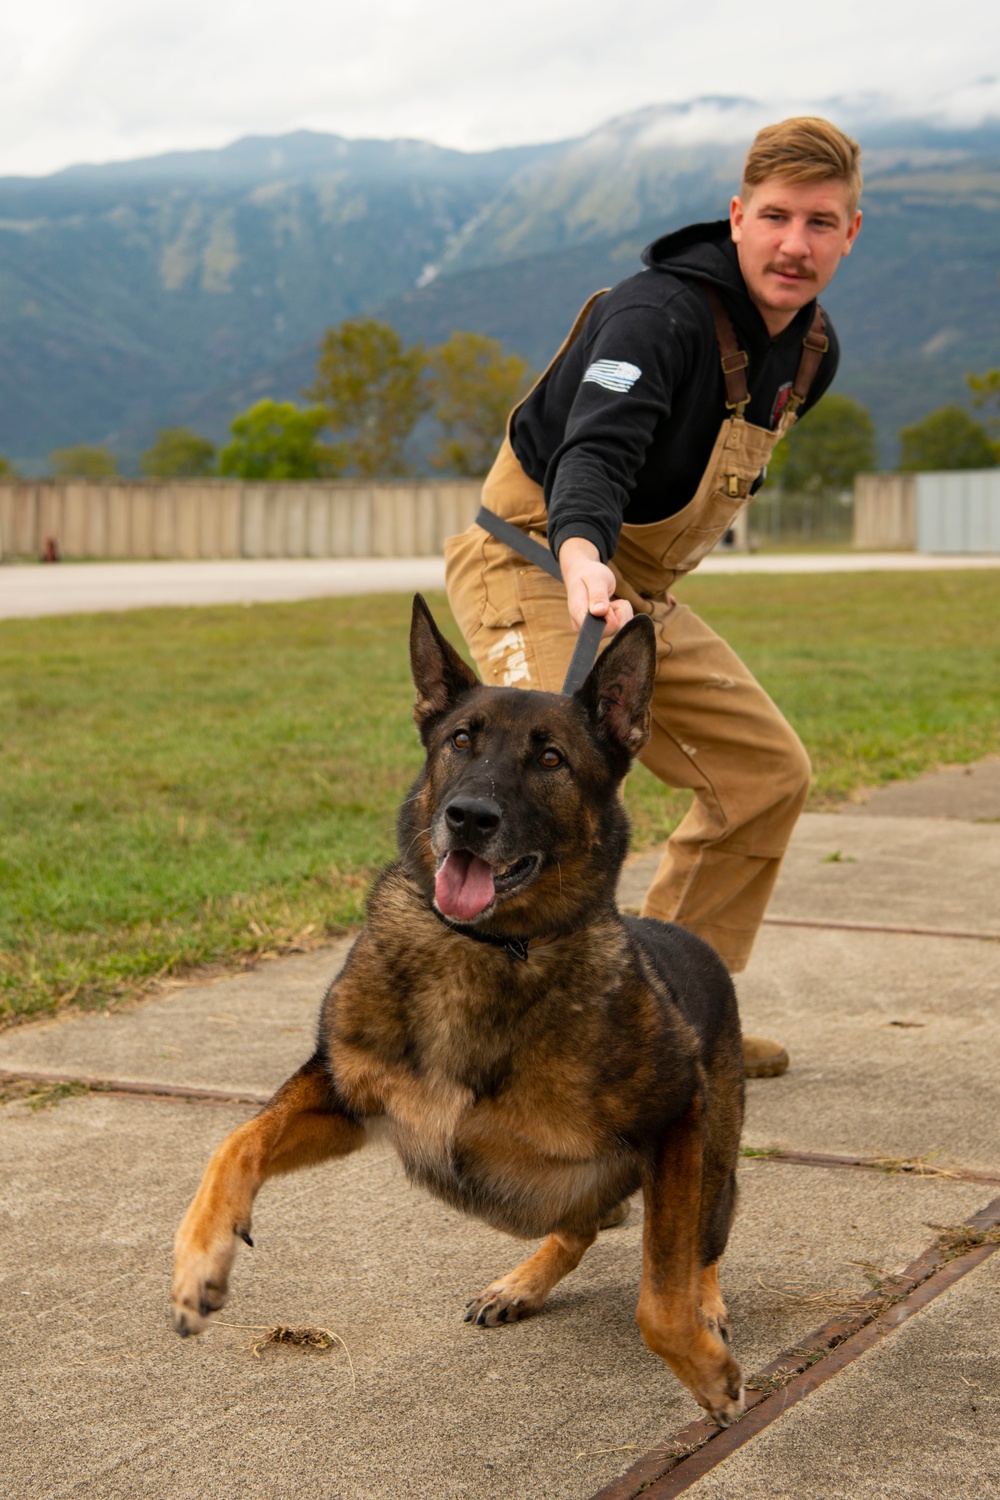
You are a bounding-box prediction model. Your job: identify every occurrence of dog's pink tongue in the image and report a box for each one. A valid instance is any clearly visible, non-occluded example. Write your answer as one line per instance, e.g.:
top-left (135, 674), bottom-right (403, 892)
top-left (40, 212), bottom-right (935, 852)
top-left (435, 850), bottom-right (495, 921)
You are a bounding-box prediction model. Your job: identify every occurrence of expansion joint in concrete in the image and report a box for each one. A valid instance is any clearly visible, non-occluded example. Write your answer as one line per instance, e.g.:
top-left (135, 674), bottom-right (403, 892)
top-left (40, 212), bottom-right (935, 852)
top-left (586, 1196), bottom-right (1000, 1500)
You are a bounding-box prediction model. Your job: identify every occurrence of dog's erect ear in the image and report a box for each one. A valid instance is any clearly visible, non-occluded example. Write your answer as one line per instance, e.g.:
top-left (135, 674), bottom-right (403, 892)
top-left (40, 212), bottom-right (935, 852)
top-left (574, 614), bottom-right (656, 759)
top-left (410, 594), bottom-right (480, 731)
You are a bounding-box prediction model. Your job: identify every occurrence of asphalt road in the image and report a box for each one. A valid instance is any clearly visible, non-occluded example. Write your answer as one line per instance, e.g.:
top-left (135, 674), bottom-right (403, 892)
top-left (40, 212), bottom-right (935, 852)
top-left (2, 550), bottom-right (1000, 619)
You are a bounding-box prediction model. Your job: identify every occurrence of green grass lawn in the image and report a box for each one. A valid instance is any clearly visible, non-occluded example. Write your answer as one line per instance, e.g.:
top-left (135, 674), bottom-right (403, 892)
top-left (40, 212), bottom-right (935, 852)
top-left (2, 572), bottom-right (998, 1027)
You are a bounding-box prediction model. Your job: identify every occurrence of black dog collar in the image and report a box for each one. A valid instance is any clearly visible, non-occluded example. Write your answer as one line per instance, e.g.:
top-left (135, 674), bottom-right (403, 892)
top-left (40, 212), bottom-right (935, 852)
top-left (430, 904), bottom-right (529, 963)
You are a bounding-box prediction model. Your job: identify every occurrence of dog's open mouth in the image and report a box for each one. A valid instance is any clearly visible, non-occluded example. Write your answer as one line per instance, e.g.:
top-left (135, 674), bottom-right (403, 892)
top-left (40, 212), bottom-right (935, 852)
top-left (434, 851), bottom-right (539, 921)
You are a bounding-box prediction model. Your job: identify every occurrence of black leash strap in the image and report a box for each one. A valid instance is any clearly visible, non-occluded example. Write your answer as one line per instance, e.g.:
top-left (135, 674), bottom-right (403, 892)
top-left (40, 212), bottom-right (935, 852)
top-left (475, 505), bottom-right (606, 695)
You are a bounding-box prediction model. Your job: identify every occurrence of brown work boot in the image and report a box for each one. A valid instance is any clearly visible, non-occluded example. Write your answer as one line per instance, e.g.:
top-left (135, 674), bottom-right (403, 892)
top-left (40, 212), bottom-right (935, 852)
top-left (743, 1035), bottom-right (789, 1078)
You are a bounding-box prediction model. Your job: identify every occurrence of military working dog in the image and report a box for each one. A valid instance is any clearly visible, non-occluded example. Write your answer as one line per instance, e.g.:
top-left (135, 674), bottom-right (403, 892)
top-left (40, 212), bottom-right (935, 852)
top-left (172, 595), bottom-right (746, 1424)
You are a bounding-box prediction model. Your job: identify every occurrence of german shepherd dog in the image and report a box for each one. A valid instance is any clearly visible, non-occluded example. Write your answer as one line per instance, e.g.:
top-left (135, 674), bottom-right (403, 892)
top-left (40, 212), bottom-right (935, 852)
top-left (172, 596), bottom-right (745, 1424)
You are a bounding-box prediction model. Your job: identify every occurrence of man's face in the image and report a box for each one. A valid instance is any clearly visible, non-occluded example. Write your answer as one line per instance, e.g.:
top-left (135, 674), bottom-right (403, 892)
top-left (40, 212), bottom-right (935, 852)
top-left (730, 176), bottom-right (862, 335)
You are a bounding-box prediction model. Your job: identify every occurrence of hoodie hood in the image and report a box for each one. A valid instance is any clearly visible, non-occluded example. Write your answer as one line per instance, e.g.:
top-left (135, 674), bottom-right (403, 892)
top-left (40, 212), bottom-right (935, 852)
top-left (641, 219), bottom-right (743, 295)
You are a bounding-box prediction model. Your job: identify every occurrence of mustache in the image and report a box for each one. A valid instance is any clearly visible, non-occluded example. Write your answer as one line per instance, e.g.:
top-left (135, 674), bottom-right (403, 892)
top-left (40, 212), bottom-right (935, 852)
top-left (766, 262), bottom-right (817, 280)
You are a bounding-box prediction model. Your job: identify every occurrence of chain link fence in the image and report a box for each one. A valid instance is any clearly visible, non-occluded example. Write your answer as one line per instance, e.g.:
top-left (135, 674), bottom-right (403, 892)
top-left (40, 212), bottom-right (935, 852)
top-left (749, 487), bottom-right (855, 547)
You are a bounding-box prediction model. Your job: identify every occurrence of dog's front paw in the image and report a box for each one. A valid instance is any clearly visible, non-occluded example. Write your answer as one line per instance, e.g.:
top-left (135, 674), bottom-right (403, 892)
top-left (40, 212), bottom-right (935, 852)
top-left (172, 1206), bottom-right (252, 1336)
top-left (463, 1275), bottom-right (544, 1327)
top-left (694, 1344), bottom-right (745, 1428)
top-left (707, 1378), bottom-right (745, 1428)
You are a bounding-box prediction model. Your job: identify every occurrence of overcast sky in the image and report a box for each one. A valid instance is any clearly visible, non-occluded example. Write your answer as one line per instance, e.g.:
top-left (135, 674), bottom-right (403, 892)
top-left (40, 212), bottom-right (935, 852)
top-left (2, 0), bottom-right (997, 177)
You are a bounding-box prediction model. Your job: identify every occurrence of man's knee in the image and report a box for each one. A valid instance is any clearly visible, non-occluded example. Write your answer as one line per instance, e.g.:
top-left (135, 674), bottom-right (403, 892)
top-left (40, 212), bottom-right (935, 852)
top-left (767, 722), bottom-right (812, 818)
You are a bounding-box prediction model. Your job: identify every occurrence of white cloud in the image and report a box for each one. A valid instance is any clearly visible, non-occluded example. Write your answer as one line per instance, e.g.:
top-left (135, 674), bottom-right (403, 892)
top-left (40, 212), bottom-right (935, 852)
top-left (1, 0), bottom-right (998, 176)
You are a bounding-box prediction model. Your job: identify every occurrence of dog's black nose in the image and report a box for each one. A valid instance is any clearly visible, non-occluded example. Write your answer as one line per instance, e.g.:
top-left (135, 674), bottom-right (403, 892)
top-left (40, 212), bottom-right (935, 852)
top-left (444, 796), bottom-right (501, 837)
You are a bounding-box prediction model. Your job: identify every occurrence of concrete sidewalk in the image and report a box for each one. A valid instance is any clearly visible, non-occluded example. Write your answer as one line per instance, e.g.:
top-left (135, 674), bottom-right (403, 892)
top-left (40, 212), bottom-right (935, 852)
top-left (2, 761), bottom-right (999, 1498)
top-left (3, 550), bottom-right (1000, 619)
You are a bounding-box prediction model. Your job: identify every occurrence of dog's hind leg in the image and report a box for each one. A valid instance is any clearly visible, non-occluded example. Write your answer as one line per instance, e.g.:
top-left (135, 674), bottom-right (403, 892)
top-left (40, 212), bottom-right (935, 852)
top-left (697, 1049), bottom-right (742, 1349)
top-left (464, 1229), bottom-right (598, 1327)
top-left (172, 1054), bottom-right (364, 1336)
top-left (636, 1095), bottom-right (744, 1426)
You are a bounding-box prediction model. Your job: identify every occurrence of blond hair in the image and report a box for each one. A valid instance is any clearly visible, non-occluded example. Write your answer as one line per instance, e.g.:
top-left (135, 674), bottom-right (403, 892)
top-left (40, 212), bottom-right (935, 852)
top-left (741, 117), bottom-right (863, 215)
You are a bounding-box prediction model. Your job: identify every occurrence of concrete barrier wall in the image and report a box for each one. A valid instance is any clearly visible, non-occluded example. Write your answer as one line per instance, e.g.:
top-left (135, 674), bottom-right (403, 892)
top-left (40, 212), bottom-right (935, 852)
top-left (0, 479), bottom-right (483, 561)
top-left (854, 470), bottom-right (1000, 552)
top-left (853, 473), bottom-right (917, 549)
top-left (914, 470), bottom-right (1000, 553)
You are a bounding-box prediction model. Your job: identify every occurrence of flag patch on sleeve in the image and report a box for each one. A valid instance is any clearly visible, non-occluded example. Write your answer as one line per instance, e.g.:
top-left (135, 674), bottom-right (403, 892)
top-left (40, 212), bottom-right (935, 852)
top-left (582, 359), bottom-right (642, 393)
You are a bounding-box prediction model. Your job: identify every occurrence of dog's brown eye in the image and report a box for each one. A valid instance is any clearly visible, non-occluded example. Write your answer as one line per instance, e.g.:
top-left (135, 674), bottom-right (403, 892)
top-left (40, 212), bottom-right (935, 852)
top-left (452, 729), bottom-right (471, 749)
top-left (540, 748), bottom-right (563, 768)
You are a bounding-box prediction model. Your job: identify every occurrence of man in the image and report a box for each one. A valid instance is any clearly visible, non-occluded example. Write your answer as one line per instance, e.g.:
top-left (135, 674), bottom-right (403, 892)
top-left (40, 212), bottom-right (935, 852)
top-left (444, 117), bottom-right (862, 1078)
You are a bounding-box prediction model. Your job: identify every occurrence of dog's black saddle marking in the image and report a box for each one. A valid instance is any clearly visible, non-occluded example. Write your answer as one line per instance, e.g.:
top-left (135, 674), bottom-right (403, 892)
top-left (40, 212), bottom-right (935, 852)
top-left (430, 904), bottom-right (530, 962)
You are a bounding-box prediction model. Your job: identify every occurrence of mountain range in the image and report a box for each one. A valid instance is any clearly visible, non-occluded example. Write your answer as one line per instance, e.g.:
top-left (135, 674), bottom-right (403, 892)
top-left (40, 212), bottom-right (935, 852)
top-left (1, 102), bottom-right (998, 471)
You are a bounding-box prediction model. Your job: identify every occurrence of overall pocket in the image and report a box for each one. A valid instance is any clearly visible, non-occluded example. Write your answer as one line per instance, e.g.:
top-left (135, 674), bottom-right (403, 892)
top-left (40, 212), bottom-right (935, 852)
top-left (479, 535), bottom-right (527, 631)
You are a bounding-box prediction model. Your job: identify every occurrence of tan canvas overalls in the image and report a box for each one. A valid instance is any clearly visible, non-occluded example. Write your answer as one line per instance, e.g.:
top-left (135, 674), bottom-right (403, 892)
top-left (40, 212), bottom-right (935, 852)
top-left (444, 288), bottom-right (829, 974)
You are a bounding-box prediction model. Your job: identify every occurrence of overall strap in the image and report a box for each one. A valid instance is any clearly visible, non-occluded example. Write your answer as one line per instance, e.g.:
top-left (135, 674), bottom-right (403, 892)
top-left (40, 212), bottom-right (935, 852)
top-left (788, 304), bottom-right (829, 412)
top-left (701, 286), bottom-right (829, 417)
top-left (701, 286), bottom-right (750, 415)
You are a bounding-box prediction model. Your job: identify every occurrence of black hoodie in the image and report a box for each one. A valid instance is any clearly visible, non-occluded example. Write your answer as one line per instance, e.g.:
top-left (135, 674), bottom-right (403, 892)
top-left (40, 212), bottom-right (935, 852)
top-left (509, 220), bottom-right (840, 564)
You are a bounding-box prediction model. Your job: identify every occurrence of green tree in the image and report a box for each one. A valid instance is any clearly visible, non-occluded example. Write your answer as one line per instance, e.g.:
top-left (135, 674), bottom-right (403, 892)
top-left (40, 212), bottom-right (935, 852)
top-left (142, 428), bottom-right (216, 477)
top-left (308, 318), bottom-right (430, 477)
top-left (967, 368), bottom-right (1000, 444)
top-left (769, 393), bottom-right (877, 493)
top-left (898, 405), bottom-right (998, 472)
top-left (428, 332), bottom-right (532, 476)
top-left (50, 445), bottom-right (118, 478)
top-left (218, 400), bottom-right (341, 480)
top-left (0, 454), bottom-right (18, 478)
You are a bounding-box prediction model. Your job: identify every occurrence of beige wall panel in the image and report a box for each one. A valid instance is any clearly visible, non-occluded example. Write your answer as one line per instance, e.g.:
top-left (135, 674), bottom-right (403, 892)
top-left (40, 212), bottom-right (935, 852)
top-left (216, 486), bottom-right (241, 558)
top-left (284, 487), bottom-right (308, 557)
top-left (175, 488), bottom-right (200, 560)
top-left (350, 489), bottom-right (372, 557)
top-left (371, 485), bottom-right (411, 557)
top-left (193, 487), bottom-right (218, 558)
top-left (307, 491), bottom-right (331, 556)
top-left (853, 475), bottom-right (916, 549)
top-left (62, 486), bottom-right (91, 556)
top-left (371, 487), bottom-right (394, 557)
top-left (107, 488), bottom-right (131, 557)
top-left (152, 492), bottom-right (176, 558)
top-left (37, 486), bottom-right (62, 556)
top-left (262, 489), bottom-right (284, 557)
top-left (15, 486), bottom-right (39, 555)
top-left (83, 486), bottom-right (107, 556)
top-left (13, 487), bottom-right (29, 556)
top-left (2, 478), bottom-right (502, 561)
top-left (130, 490), bottom-right (154, 558)
top-left (0, 486), bottom-right (15, 556)
top-left (0, 488), bottom-right (12, 556)
top-left (329, 492), bottom-right (350, 556)
top-left (396, 486), bottom-right (419, 557)
top-left (415, 489), bottom-right (437, 555)
top-left (242, 487), bottom-right (266, 557)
